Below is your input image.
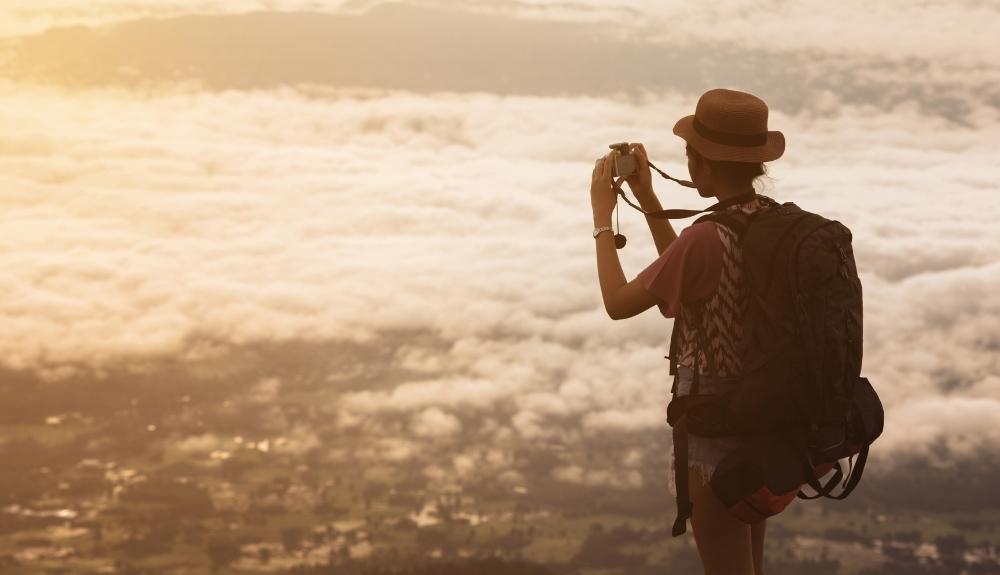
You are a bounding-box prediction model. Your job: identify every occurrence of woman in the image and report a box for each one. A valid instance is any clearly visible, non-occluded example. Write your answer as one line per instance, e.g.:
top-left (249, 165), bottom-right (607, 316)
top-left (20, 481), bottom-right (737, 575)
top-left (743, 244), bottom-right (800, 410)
top-left (589, 88), bottom-right (785, 575)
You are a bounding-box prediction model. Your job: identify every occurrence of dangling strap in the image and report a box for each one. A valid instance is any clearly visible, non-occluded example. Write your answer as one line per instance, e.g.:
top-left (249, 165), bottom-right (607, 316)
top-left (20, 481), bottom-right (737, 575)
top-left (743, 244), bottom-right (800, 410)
top-left (671, 415), bottom-right (692, 537)
top-left (667, 303), bottom-right (722, 537)
top-left (828, 443), bottom-right (870, 500)
top-left (797, 443), bottom-right (870, 500)
top-left (844, 452), bottom-right (856, 489)
top-left (798, 460), bottom-right (845, 500)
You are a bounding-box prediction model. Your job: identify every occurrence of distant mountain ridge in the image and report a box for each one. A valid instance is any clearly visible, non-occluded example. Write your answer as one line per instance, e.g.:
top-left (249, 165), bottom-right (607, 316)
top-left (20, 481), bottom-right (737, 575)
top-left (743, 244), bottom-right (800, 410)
top-left (1, 2), bottom-right (989, 119)
top-left (2, 4), bottom-right (634, 94)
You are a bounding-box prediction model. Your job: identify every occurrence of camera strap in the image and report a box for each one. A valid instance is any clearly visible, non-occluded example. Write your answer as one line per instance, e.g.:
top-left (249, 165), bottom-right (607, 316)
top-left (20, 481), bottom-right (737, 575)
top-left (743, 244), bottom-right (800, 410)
top-left (612, 161), bottom-right (756, 220)
top-left (606, 158), bottom-right (755, 250)
top-left (646, 160), bottom-right (697, 190)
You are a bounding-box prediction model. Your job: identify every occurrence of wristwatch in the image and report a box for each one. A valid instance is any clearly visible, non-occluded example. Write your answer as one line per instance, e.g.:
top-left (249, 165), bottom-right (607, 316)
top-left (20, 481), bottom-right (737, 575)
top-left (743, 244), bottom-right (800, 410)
top-left (593, 225), bottom-right (614, 239)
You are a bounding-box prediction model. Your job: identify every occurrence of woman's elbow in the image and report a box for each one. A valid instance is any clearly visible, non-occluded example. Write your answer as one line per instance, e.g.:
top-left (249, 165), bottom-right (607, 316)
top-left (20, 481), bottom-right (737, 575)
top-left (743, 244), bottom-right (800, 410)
top-left (606, 305), bottom-right (636, 321)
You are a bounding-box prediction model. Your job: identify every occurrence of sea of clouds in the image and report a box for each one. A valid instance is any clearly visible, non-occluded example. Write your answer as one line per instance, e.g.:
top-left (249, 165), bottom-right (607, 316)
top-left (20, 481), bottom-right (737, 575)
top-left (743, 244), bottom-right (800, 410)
top-left (2, 82), bottom-right (997, 467)
top-left (1, 0), bottom-right (998, 487)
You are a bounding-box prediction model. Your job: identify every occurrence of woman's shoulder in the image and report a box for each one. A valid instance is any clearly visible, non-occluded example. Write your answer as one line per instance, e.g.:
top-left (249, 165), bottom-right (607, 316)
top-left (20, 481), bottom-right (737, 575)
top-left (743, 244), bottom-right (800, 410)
top-left (677, 220), bottom-right (723, 249)
top-left (683, 219), bottom-right (722, 237)
top-left (666, 221), bottom-right (724, 266)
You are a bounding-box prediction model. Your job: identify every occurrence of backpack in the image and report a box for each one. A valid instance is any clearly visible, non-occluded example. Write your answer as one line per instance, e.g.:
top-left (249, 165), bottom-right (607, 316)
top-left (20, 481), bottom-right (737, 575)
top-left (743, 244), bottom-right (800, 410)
top-left (660, 199), bottom-right (884, 537)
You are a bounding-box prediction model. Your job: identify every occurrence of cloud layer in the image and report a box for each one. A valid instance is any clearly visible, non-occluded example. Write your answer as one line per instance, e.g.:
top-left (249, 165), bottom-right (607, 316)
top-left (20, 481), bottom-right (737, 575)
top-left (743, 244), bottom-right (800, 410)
top-left (1, 1), bottom-right (998, 497)
top-left (1, 78), bottom-right (998, 479)
top-left (4, 5), bottom-right (997, 124)
top-left (2, 0), bottom-right (998, 69)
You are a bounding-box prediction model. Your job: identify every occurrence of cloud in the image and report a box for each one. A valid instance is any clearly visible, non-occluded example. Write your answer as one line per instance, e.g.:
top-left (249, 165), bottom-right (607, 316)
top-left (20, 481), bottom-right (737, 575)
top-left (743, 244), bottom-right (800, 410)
top-left (0, 73), bottom-right (997, 475)
top-left (581, 407), bottom-right (664, 434)
top-left (3, 5), bottom-right (997, 122)
top-left (411, 407), bottom-right (462, 438)
top-left (248, 377), bottom-right (282, 403)
top-left (3, 1), bottom-right (997, 71)
top-left (276, 426), bottom-right (322, 456)
top-left (877, 395), bottom-right (1000, 465)
top-left (552, 464), bottom-right (644, 490)
top-left (0, 0), bottom-right (366, 37)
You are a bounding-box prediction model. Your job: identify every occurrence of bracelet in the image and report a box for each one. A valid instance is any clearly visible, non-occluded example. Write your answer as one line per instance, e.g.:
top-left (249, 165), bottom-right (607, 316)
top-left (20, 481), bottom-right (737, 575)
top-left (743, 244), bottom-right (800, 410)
top-left (593, 225), bottom-right (614, 239)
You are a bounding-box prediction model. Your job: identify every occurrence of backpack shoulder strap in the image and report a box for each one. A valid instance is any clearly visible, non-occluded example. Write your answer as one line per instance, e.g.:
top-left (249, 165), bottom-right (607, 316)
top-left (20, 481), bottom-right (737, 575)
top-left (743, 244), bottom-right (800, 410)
top-left (694, 211), bottom-right (749, 240)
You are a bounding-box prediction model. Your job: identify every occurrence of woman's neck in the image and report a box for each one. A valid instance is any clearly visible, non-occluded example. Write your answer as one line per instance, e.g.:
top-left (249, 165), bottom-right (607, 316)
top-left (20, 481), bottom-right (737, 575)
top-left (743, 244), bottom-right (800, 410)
top-left (714, 182), bottom-right (756, 203)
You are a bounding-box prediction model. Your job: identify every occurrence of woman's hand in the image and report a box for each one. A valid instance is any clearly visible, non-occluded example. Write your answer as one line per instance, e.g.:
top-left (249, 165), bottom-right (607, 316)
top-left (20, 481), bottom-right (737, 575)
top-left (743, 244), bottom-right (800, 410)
top-left (590, 151), bottom-right (617, 221)
top-left (624, 142), bottom-right (653, 197)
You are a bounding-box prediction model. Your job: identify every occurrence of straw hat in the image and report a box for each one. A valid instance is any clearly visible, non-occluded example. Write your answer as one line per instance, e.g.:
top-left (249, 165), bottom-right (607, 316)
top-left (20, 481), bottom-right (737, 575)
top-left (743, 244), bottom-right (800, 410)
top-left (673, 88), bottom-right (785, 163)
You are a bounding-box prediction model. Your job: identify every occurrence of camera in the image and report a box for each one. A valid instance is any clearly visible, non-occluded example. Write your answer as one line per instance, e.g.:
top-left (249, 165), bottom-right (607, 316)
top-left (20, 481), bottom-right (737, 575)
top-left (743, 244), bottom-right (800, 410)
top-left (595, 142), bottom-right (637, 179)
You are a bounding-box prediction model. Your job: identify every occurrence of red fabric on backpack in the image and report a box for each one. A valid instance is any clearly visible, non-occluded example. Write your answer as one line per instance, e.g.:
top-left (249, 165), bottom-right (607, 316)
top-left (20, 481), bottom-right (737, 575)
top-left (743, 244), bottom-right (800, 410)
top-left (727, 461), bottom-right (836, 523)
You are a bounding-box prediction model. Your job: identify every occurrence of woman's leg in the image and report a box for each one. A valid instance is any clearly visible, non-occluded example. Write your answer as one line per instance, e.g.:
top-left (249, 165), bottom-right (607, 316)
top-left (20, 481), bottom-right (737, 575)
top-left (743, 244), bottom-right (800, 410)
top-left (751, 519), bottom-right (766, 575)
top-left (688, 465), bottom-right (755, 575)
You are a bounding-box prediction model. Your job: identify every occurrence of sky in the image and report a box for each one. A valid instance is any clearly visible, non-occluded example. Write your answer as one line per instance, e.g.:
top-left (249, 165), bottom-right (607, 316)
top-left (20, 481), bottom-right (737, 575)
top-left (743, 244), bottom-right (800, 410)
top-left (1, 0), bottom-right (998, 66)
top-left (1, 0), bottom-right (999, 490)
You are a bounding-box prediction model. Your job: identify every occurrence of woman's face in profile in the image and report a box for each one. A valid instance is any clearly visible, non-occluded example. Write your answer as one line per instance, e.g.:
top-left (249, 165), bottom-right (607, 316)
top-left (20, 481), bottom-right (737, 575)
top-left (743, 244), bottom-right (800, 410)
top-left (685, 144), bottom-right (715, 198)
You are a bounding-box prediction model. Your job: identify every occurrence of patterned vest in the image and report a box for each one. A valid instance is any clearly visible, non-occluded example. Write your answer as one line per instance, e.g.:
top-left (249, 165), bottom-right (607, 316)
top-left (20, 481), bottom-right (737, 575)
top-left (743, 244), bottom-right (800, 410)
top-left (673, 194), bottom-right (779, 380)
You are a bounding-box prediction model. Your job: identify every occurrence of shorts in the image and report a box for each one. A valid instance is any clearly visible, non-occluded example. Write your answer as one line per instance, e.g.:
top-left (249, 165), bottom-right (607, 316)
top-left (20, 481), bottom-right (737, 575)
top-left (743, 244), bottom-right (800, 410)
top-left (667, 366), bottom-right (745, 498)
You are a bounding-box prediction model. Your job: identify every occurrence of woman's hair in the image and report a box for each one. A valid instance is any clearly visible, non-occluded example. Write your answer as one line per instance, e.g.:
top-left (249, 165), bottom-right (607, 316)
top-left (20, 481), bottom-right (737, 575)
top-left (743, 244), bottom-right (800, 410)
top-left (686, 143), bottom-right (770, 190)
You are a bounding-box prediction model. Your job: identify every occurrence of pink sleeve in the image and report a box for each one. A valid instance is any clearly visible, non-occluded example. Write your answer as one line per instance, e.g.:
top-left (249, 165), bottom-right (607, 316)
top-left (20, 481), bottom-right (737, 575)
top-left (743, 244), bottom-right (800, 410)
top-left (636, 221), bottom-right (723, 318)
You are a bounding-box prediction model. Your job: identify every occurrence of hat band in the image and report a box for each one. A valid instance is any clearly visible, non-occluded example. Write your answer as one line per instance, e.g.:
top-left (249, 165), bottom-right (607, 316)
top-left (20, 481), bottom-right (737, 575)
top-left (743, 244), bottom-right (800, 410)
top-left (693, 117), bottom-right (768, 147)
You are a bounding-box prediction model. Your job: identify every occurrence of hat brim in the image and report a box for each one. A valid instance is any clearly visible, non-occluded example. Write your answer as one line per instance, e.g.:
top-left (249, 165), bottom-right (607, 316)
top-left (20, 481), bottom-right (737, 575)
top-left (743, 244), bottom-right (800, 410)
top-left (673, 115), bottom-right (785, 163)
